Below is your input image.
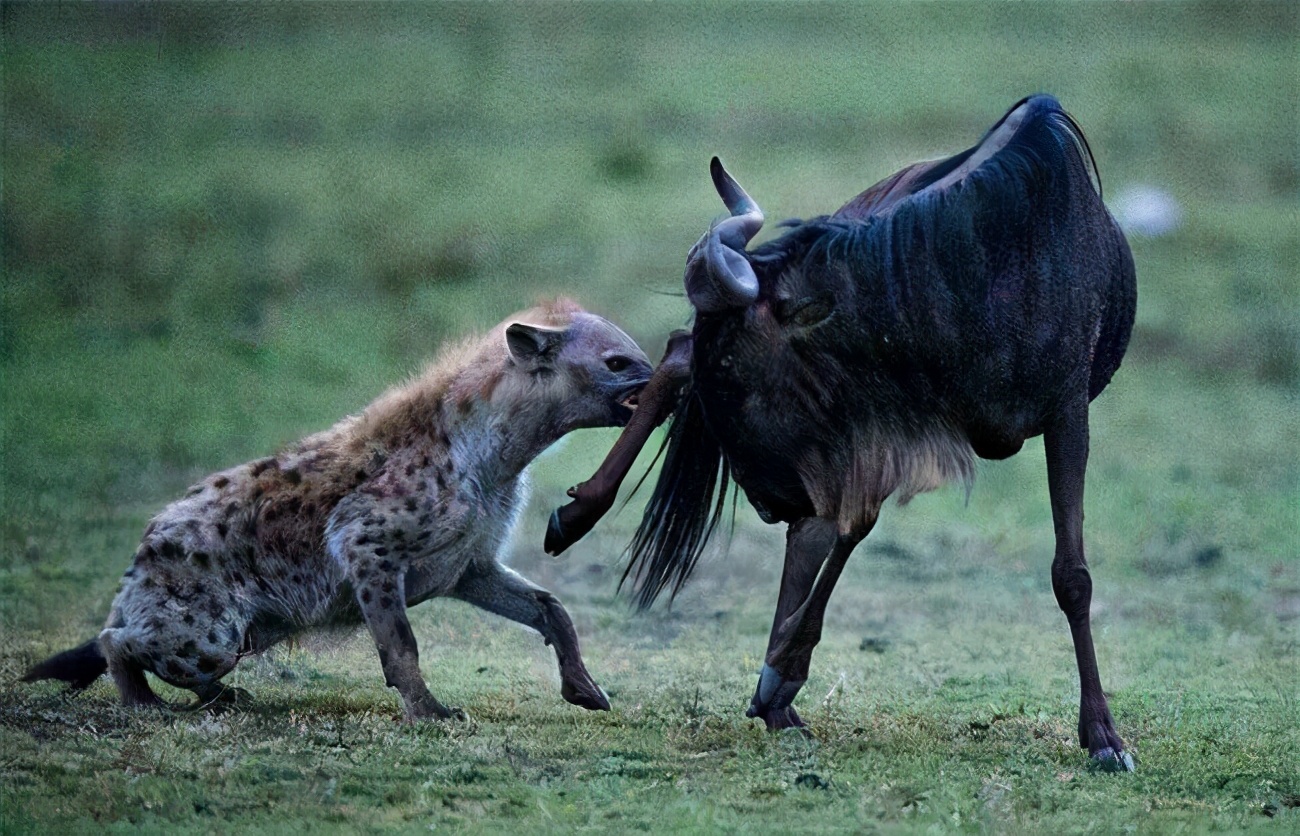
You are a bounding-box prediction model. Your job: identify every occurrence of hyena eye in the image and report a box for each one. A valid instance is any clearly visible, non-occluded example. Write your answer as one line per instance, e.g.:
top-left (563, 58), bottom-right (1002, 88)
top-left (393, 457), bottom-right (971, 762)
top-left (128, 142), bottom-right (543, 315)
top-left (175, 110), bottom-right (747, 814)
top-left (604, 356), bottom-right (632, 372)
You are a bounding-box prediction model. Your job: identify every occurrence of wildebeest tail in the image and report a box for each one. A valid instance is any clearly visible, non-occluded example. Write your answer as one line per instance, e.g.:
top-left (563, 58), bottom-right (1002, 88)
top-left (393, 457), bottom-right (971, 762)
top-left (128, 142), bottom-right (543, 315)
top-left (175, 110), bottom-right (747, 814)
top-left (22, 639), bottom-right (107, 691)
top-left (620, 387), bottom-right (730, 610)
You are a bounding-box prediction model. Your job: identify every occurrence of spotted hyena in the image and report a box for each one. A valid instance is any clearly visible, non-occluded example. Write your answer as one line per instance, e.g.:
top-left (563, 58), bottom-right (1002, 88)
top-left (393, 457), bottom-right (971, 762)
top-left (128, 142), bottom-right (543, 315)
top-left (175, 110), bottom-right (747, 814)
top-left (24, 299), bottom-right (652, 720)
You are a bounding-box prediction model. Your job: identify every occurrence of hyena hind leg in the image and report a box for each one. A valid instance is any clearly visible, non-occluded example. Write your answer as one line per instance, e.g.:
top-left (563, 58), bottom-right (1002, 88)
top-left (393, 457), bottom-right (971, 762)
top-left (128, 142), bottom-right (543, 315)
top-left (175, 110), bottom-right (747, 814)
top-left (190, 681), bottom-right (254, 711)
top-left (101, 624), bottom-right (245, 711)
top-left (100, 631), bottom-right (165, 708)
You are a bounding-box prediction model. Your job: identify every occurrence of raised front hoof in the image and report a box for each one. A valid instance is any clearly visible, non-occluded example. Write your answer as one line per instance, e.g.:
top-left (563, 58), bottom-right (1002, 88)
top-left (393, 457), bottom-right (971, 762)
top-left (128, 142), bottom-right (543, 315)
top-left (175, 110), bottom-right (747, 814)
top-left (561, 677), bottom-right (611, 712)
top-left (543, 509), bottom-right (572, 556)
top-left (746, 703), bottom-right (808, 733)
top-left (545, 504), bottom-right (601, 557)
top-left (1089, 747), bottom-right (1135, 773)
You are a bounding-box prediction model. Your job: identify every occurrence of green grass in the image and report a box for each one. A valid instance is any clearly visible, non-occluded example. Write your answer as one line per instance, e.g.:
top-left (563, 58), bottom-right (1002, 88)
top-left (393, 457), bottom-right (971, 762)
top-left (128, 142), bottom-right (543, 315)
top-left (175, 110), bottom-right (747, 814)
top-left (2, 3), bottom-right (1298, 833)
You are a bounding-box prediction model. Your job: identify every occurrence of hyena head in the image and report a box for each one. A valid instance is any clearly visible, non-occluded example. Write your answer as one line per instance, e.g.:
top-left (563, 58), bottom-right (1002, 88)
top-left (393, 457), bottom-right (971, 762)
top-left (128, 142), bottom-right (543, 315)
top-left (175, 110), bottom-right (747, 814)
top-left (503, 310), bottom-right (653, 433)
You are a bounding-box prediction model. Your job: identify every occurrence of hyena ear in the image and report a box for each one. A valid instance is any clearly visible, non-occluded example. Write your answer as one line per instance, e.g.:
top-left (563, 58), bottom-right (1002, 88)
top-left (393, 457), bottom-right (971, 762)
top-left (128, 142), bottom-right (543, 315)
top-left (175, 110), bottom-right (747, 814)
top-left (506, 323), bottom-right (566, 369)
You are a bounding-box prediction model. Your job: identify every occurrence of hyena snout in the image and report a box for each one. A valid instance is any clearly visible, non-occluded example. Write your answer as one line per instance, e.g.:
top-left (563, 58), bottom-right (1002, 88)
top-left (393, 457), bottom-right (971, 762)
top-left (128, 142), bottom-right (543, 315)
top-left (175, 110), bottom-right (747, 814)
top-left (508, 312), bottom-right (653, 430)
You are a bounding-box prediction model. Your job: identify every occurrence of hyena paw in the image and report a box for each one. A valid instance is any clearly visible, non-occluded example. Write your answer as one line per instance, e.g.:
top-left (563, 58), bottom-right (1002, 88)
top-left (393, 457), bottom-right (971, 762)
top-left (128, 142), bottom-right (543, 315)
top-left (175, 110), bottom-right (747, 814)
top-left (192, 685), bottom-right (253, 713)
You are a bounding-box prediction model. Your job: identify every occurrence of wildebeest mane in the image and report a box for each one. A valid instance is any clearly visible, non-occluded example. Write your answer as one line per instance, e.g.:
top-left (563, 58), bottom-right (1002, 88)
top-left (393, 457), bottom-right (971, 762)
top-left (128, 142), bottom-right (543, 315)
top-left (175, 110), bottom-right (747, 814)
top-left (768, 94), bottom-right (1105, 270)
top-left (743, 94), bottom-right (1113, 386)
top-left (620, 383), bottom-right (731, 610)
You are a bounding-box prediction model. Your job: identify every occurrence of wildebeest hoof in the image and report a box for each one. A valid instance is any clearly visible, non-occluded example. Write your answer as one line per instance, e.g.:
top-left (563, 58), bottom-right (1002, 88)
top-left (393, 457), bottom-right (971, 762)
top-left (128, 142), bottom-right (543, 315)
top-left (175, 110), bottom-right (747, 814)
top-left (748, 664), bottom-right (805, 709)
top-left (562, 677), bottom-right (611, 711)
top-left (405, 694), bottom-right (460, 722)
top-left (405, 706), bottom-right (466, 723)
top-left (1081, 719), bottom-right (1132, 771)
top-left (1089, 747), bottom-right (1135, 773)
top-left (750, 705), bottom-right (808, 733)
top-left (746, 665), bottom-right (809, 731)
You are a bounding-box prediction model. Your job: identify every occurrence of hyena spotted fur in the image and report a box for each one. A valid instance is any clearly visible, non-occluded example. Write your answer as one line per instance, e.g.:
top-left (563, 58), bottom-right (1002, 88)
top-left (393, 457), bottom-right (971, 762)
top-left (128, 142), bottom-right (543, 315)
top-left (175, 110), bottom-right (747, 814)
top-left (24, 299), bottom-right (652, 720)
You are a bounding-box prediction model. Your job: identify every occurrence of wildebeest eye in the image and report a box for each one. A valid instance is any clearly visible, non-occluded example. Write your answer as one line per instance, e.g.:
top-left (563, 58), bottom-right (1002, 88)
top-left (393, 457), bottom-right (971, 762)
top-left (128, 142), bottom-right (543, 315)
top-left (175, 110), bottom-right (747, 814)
top-left (605, 356), bottom-right (632, 372)
top-left (775, 294), bottom-right (834, 328)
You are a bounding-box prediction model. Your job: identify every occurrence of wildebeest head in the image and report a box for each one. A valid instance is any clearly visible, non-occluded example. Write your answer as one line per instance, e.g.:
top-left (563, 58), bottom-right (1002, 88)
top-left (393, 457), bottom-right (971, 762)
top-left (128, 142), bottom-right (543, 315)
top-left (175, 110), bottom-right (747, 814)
top-left (682, 157), bottom-right (855, 465)
top-left (684, 158), bottom-right (841, 376)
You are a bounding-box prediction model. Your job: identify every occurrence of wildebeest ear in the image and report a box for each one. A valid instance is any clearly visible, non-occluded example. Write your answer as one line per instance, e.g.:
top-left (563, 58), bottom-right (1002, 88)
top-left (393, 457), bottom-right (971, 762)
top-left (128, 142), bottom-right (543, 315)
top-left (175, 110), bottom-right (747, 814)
top-left (506, 323), bottom-right (565, 368)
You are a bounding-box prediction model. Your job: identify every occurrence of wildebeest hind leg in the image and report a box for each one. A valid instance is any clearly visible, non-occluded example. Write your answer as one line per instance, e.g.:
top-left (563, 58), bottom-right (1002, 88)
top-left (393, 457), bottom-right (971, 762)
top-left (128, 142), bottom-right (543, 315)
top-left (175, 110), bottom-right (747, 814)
top-left (453, 562), bottom-right (609, 711)
top-left (1044, 397), bottom-right (1133, 772)
top-left (748, 517), bottom-right (869, 730)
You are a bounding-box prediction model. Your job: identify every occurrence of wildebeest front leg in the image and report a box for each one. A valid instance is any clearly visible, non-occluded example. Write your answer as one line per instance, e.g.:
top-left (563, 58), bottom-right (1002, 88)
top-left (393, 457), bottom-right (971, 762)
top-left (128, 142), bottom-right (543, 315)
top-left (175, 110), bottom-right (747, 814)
top-left (747, 517), bottom-right (869, 730)
top-left (355, 573), bottom-right (456, 721)
top-left (1045, 398), bottom-right (1133, 772)
top-left (545, 330), bottom-right (693, 555)
top-left (452, 562), bottom-right (610, 711)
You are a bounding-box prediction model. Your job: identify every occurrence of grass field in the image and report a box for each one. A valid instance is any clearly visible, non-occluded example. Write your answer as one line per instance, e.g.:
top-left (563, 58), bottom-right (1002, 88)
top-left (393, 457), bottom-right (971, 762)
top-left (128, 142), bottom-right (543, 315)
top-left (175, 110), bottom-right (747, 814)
top-left (2, 3), bottom-right (1298, 832)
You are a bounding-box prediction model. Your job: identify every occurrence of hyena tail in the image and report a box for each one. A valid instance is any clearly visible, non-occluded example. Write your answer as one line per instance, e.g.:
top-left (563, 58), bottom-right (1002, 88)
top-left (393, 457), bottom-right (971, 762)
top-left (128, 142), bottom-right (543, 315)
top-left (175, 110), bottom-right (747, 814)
top-left (22, 639), bottom-right (107, 690)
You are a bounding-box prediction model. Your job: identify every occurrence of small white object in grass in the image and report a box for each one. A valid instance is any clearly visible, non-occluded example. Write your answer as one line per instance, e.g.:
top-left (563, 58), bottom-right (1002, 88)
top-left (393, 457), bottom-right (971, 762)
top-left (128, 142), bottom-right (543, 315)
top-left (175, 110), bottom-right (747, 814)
top-left (822, 671), bottom-right (848, 708)
top-left (1110, 184), bottom-right (1184, 237)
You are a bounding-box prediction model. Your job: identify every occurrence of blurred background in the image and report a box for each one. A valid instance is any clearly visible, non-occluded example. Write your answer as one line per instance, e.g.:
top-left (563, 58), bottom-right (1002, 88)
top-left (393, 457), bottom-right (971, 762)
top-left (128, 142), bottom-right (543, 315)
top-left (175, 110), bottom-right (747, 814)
top-left (2, 4), bottom-right (1297, 828)
top-left (2, 2), bottom-right (1296, 672)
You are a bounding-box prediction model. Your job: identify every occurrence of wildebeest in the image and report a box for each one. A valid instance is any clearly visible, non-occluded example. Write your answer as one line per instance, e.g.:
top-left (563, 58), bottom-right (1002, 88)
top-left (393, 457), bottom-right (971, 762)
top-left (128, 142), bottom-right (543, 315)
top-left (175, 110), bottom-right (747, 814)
top-left (547, 95), bottom-right (1137, 770)
top-left (25, 300), bottom-right (651, 720)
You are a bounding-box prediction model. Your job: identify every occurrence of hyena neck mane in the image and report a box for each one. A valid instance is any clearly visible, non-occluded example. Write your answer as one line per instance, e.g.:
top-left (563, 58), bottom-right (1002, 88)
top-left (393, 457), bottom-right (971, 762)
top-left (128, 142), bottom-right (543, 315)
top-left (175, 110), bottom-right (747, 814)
top-left (334, 300), bottom-right (584, 490)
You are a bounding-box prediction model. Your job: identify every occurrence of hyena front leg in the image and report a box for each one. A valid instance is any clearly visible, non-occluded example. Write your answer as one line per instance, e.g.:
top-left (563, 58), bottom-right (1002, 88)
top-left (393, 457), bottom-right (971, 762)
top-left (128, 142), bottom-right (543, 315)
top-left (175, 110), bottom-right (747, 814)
top-left (351, 567), bottom-right (457, 721)
top-left (452, 561), bottom-right (610, 711)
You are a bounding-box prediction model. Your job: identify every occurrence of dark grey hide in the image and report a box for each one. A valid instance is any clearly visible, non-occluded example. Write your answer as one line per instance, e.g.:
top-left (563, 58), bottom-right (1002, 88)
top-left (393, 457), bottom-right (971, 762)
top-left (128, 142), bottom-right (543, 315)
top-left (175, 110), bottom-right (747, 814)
top-left (624, 94), bottom-right (1137, 770)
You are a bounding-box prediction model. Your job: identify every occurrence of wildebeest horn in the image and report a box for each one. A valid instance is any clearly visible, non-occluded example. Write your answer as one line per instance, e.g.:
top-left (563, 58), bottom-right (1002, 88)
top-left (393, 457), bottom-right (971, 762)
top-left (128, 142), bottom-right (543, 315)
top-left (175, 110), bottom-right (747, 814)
top-left (684, 157), bottom-right (764, 313)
